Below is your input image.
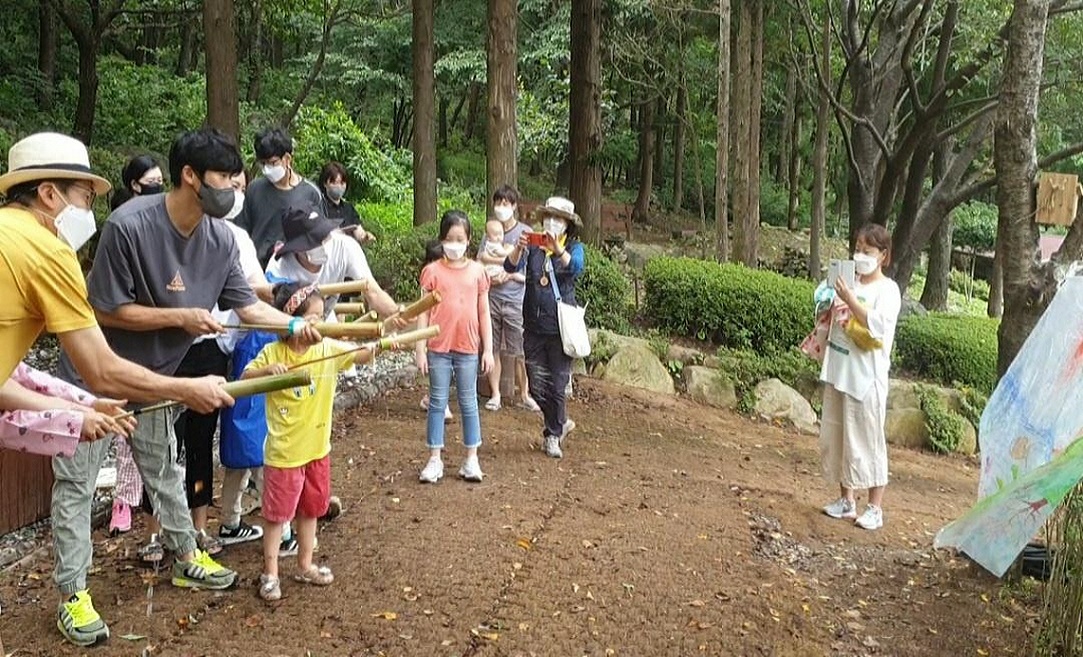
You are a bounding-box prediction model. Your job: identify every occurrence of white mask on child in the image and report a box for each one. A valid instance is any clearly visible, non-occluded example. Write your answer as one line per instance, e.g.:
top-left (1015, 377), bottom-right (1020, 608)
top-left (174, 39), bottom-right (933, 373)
top-left (853, 253), bottom-right (879, 275)
top-left (443, 241), bottom-right (467, 260)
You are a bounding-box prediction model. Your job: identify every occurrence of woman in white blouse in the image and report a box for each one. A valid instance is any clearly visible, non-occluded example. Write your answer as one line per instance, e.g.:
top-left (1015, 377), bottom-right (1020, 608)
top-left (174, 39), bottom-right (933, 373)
top-left (819, 224), bottom-right (902, 531)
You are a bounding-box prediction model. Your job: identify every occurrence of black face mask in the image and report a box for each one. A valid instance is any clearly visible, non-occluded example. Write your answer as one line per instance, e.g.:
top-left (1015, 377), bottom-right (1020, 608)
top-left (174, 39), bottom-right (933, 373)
top-left (198, 179), bottom-right (236, 218)
top-left (138, 183), bottom-right (163, 196)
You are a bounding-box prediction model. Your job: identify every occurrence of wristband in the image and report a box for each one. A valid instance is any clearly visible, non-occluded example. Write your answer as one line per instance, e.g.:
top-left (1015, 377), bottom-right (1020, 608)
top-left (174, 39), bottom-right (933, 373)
top-left (287, 317), bottom-right (305, 336)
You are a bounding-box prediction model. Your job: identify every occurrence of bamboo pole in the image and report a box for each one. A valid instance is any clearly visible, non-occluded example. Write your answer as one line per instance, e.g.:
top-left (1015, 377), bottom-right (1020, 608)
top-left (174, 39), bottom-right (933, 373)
top-left (333, 302), bottom-right (367, 316)
top-left (117, 371), bottom-right (313, 419)
top-left (221, 321), bottom-right (384, 338)
top-left (286, 325), bottom-right (441, 371)
top-left (396, 291), bottom-right (442, 322)
top-left (317, 280), bottom-right (370, 296)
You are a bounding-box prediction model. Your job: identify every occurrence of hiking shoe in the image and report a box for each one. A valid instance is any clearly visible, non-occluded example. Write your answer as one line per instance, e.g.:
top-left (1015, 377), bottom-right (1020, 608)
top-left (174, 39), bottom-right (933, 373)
top-left (57, 589), bottom-right (109, 647)
top-left (258, 573), bottom-right (281, 601)
top-left (321, 496), bottom-right (343, 522)
top-left (562, 419), bottom-right (576, 442)
top-left (855, 505), bottom-right (884, 530)
top-left (171, 550), bottom-right (237, 590)
top-left (823, 497), bottom-right (857, 520)
top-left (419, 456), bottom-right (444, 483)
top-left (218, 520), bottom-right (264, 546)
top-left (458, 455), bottom-right (484, 482)
top-left (544, 435), bottom-right (563, 459)
top-left (109, 499), bottom-right (131, 536)
top-left (279, 535), bottom-right (299, 557)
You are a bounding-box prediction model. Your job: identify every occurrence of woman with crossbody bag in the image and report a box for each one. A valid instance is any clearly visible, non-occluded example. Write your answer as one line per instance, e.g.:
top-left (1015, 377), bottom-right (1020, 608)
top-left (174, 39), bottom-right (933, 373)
top-left (505, 197), bottom-right (586, 459)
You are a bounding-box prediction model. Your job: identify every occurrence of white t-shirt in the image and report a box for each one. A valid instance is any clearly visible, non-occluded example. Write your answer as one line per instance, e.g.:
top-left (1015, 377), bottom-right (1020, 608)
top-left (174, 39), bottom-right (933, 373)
top-left (819, 276), bottom-right (902, 402)
top-left (195, 221), bottom-right (263, 352)
top-left (265, 231), bottom-right (374, 321)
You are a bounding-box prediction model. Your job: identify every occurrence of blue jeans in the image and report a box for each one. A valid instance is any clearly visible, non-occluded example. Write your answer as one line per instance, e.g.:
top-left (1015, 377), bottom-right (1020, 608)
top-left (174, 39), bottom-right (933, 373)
top-left (426, 351), bottom-right (482, 449)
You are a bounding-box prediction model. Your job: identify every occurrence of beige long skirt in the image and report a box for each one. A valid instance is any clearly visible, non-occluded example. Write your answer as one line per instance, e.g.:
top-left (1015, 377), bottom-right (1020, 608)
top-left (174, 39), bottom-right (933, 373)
top-left (819, 383), bottom-right (889, 489)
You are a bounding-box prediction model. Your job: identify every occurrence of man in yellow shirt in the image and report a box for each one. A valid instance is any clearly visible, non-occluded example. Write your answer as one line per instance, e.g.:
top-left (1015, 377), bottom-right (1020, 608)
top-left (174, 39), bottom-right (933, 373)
top-left (0, 132), bottom-right (236, 647)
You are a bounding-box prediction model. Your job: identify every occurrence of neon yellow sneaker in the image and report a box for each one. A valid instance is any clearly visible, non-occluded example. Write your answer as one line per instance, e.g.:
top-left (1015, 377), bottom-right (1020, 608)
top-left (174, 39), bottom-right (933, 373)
top-left (171, 549), bottom-right (237, 590)
top-left (57, 589), bottom-right (109, 646)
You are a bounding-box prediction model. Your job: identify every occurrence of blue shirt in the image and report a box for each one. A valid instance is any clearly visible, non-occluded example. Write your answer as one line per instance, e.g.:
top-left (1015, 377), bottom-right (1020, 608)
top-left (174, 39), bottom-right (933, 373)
top-left (504, 241), bottom-right (584, 336)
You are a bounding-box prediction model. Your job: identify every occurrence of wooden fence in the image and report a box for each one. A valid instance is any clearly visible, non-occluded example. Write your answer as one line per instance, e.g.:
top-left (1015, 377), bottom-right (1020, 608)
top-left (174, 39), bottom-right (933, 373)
top-left (0, 450), bottom-right (54, 534)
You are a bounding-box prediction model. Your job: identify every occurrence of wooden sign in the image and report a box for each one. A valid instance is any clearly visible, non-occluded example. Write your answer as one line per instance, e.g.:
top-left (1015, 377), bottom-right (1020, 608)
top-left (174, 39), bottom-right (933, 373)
top-left (1036, 172), bottom-right (1079, 226)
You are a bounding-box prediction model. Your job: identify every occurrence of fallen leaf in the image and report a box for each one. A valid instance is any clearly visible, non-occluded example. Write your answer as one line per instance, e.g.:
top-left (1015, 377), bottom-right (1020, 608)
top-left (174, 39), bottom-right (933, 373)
top-left (319, 630), bottom-right (333, 638)
top-left (977, 650), bottom-right (989, 656)
top-left (697, 622), bottom-right (714, 630)
top-left (120, 634), bottom-right (146, 641)
top-left (573, 583), bottom-right (580, 594)
top-left (244, 614), bottom-right (263, 628)
top-left (516, 538), bottom-right (533, 551)
top-left (689, 600), bottom-right (705, 607)
top-left (372, 611), bottom-right (398, 620)
top-left (441, 639), bottom-right (453, 646)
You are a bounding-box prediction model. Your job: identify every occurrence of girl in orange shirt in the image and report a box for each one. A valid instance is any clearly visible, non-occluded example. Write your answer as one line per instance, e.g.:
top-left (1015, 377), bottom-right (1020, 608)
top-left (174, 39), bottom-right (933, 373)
top-left (414, 210), bottom-right (494, 483)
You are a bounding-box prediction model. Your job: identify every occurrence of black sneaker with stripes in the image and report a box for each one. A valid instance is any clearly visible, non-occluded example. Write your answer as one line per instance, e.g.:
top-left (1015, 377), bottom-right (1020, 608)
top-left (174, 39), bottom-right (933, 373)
top-left (217, 520), bottom-right (264, 546)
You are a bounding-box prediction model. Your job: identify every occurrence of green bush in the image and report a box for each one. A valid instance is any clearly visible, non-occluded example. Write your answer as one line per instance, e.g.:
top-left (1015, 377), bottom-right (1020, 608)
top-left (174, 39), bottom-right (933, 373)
top-left (948, 268), bottom-right (990, 301)
top-left (292, 103), bottom-right (412, 203)
top-left (712, 346), bottom-right (820, 413)
top-left (643, 257), bottom-right (816, 352)
top-left (577, 244), bottom-right (633, 333)
top-left (953, 201), bottom-right (997, 252)
top-left (916, 385), bottom-right (970, 453)
top-left (895, 314), bottom-right (998, 393)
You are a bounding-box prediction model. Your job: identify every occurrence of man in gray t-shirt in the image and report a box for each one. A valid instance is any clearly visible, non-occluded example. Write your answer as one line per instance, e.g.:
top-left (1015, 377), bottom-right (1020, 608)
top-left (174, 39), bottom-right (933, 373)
top-left (477, 185), bottom-right (537, 410)
top-left (235, 127), bottom-right (323, 265)
top-left (51, 129), bottom-right (321, 646)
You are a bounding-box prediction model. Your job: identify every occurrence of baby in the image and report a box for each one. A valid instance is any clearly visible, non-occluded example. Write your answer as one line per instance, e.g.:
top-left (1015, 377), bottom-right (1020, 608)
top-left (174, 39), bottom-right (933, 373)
top-left (483, 219), bottom-right (513, 279)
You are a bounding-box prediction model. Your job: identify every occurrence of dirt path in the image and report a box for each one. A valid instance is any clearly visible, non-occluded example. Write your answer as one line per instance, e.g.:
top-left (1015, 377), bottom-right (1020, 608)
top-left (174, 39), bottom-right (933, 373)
top-left (0, 378), bottom-right (1032, 656)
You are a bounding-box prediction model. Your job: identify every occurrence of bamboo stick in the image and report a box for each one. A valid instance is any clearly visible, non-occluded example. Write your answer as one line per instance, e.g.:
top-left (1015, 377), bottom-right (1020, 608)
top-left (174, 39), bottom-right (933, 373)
top-left (286, 325), bottom-right (441, 371)
top-left (395, 291), bottom-right (442, 322)
top-left (117, 371), bottom-right (313, 419)
top-left (221, 321), bottom-right (384, 338)
top-left (333, 302), bottom-right (366, 316)
top-left (317, 280), bottom-right (371, 296)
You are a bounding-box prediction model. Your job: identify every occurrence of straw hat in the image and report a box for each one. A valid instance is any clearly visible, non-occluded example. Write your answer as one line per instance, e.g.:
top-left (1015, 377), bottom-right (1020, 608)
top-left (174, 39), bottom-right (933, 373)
top-left (0, 132), bottom-right (112, 196)
top-left (532, 196), bottom-right (581, 226)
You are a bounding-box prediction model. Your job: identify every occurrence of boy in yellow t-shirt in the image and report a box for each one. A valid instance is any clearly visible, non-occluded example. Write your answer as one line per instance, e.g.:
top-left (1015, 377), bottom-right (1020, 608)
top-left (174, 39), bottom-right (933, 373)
top-left (243, 282), bottom-right (382, 601)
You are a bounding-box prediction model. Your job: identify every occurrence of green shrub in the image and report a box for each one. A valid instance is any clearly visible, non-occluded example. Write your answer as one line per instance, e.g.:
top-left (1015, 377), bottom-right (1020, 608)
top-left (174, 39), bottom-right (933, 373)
top-left (643, 257), bottom-right (816, 352)
top-left (948, 268), bottom-right (990, 301)
top-left (894, 314), bottom-right (998, 393)
top-left (712, 346), bottom-right (820, 413)
top-left (577, 244), bottom-right (633, 333)
top-left (916, 385), bottom-right (969, 453)
top-left (953, 201), bottom-right (997, 252)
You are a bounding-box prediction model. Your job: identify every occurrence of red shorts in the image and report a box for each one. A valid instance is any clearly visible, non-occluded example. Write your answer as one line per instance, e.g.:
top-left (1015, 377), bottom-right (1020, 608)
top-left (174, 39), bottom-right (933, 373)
top-left (261, 455), bottom-right (331, 523)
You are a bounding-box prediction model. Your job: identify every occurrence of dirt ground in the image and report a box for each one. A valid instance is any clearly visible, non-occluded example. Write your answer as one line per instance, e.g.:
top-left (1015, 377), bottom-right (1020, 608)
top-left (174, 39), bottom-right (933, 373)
top-left (0, 378), bottom-right (1036, 657)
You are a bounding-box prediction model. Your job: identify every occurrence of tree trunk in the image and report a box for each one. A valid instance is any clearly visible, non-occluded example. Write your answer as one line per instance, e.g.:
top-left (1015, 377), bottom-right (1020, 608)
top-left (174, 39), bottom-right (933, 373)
top-left (786, 113), bottom-right (802, 230)
top-left (731, 0), bottom-right (751, 265)
top-left (994, 0), bottom-right (1051, 377)
top-left (449, 88), bottom-right (468, 134)
top-left (653, 96), bottom-right (666, 192)
top-left (920, 143), bottom-right (953, 310)
top-left (246, 0), bottom-right (264, 104)
top-left (715, 0), bottom-right (731, 261)
top-left (808, 9), bottom-right (830, 279)
top-left (281, 0), bottom-right (342, 129)
top-left (778, 61), bottom-right (796, 185)
top-left (746, 0), bottom-right (763, 266)
top-left (73, 37), bottom-right (100, 144)
top-left (412, 0), bottom-right (437, 226)
top-left (438, 95), bottom-right (449, 146)
top-left (486, 0), bottom-right (518, 199)
top-left (464, 81), bottom-right (481, 141)
top-left (673, 78), bottom-right (686, 211)
top-left (204, 0), bottom-right (240, 140)
top-left (569, 0), bottom-right (603, 245)
top-left (988, 247), bottom-right (1004, 318)
top-left (632, 97), bottom-right (656, 224)
top-left (38, 2), bottom-right (58, 110)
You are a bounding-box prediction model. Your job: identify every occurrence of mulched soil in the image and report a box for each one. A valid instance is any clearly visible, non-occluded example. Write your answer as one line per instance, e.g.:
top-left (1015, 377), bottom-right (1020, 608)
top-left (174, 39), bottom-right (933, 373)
top-left (0, 378), bottom-right (1036, 656)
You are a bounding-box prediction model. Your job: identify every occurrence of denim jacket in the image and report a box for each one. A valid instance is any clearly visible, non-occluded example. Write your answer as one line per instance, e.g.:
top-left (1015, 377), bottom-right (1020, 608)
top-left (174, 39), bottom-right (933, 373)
top-left (504, 241), bottom-right (585, 336)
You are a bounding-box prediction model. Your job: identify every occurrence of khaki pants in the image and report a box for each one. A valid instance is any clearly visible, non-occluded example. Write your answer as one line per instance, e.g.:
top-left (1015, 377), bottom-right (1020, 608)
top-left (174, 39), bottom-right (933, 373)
top-left (819, 384), bottom-right (889, 490)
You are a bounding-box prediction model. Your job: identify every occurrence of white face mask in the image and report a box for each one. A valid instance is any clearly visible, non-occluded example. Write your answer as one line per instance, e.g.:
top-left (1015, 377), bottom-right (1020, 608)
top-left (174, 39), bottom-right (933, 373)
top-left (543, 217), bottom-right (567, 237)
top-left (305, 244), bottom-right (329, 266)
top-left (494, 205), bottom-right (515, 222)
top-left (224, 190), bottom-right (245, 220)
top-left (443, 241), bottom-right (468, 261)
top-left (263, 163), bottom-right (287, 184)
top-left (853, 253), bottom-right (880, 275)
top-left (55, 203), bottom-right (97, 252)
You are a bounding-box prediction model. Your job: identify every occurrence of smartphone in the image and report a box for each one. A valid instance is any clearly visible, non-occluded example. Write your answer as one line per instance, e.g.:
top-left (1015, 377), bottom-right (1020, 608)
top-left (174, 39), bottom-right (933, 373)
top-left (828, 259), bottom-right (856, 289)
top-left (526, 232), bottom-right (547, 247)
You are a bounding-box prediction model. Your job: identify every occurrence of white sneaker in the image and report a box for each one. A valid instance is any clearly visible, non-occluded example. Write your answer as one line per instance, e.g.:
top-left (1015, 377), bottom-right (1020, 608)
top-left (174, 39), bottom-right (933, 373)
top-left (855, 505), bottom-right (884, 530)
top-left (544, 435), bottom-right (563, 459)
top-left (822, 497), bottom-right (857, 519)
top-left (419, 456), bottom-right (444, 483)
top-left (458, 455), bottom-right (484, 482)
top-left (561, 419), bottom-right (576, 442)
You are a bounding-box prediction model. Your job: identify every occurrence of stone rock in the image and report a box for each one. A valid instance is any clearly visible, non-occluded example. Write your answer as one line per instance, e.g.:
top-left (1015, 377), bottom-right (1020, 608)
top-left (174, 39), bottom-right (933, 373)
top-left (602, 345), bottom-right (676, 395)
top-left (899, 297), bottom-right (928, 318)
top-left (666, 343), bottom-right (705, 365)
top-left (588, 328), bottom-right (652, 359)
top-left (884, 408), bottom-right (929, 450)
top-left (702, 355), bottom-right (723, 370)
top-left (684, 366), bottom-right (738, 410)
top-left (590, 362), bottom-right (607, 378)
top-left (753, 378), bottom-right (818, 434)
top-left (572, 358), bottom-right (588, 376)
top-left (888, 379), bottom-right (964, 413)
top-left (955, 420), bottom-right (978, 456)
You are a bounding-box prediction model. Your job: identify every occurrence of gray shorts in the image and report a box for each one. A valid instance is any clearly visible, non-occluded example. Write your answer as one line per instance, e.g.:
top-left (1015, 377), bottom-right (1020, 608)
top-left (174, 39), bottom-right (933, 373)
top-left (490, 295), bottom-right (525, 356)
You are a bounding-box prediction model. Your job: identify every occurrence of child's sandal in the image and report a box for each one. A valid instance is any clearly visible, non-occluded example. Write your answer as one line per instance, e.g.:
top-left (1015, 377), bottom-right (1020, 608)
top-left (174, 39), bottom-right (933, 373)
top-left (293, 565), bottom-right (334, 586)
top-left (138, 534), bottom-right (164, 563)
